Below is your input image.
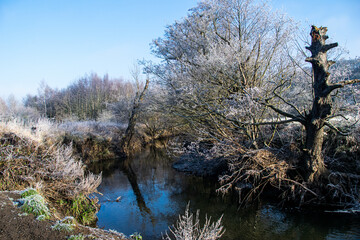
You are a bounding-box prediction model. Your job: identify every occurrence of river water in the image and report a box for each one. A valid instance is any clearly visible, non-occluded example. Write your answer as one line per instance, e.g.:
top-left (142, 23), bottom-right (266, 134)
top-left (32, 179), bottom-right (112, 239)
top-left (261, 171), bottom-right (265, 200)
top-left (89, 147), bottom-right (360, 240)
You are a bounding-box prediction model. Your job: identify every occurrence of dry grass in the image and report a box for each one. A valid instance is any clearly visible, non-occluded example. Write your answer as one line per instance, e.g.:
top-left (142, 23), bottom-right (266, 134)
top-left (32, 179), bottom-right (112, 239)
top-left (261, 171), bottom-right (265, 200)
top-left (0, 118), bottom-right (102, 223)
top-left (58, 120), bottom-right (125, 141)
top-left (0, 118), bottom-right (61, 144)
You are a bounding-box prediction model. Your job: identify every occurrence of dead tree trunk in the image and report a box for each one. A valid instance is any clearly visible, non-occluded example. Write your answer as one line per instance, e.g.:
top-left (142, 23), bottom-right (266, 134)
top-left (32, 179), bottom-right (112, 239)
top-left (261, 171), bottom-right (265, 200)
top-left (302, 26), bottom-right (339, 181)
top-left (259, 26), bottom-right (359, 182)
top-left (119, 78), bottom-right (150, 157)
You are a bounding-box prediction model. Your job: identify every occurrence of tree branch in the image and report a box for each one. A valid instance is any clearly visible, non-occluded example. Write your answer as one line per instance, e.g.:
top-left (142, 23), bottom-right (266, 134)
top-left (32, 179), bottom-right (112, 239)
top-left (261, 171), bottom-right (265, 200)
top-left (273, 92), bottom-right (305, 120)
top-left (324, 79), bottom-right (360, 95)
top-left (325, 114), bottom-right (350, 121)
top-left (324, 121), bottom-right (350, 136)
top-left (261, 101), bottom-right (305, 124)
top-left (321, 42), bottom-right (338, 52)
top-left (246, 119), bottom-right (301, 126)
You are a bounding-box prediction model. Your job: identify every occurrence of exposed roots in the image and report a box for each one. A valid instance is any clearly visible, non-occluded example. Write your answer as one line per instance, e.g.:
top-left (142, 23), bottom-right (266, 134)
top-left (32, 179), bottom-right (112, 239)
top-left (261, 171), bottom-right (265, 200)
top-left (217, 148), bottom-right (297, 204)
top-left (217, 147), bottom-right (360, 208)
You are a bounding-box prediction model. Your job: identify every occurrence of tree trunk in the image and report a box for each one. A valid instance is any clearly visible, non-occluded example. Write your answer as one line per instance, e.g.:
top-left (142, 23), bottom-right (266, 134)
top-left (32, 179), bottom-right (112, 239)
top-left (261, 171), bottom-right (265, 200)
top-left (302, 26), bottom-right (338, 181)
top-left (119, 78), bottom-right (150, 157)
top-left (303, 118), bottom-right (326, 181)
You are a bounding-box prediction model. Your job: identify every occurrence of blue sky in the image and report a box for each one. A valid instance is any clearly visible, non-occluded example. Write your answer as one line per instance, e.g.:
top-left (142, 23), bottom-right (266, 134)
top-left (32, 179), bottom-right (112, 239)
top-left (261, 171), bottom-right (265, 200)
top-left (0, 0), bottom-right (359, 100)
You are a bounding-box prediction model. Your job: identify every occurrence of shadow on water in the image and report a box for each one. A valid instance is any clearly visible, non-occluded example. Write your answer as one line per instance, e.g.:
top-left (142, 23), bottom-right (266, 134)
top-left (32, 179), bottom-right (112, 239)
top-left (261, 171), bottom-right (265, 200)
top-left (89, 152), bottom-right (155, 223)
top-left (89, 147), bottom-right (360, 240)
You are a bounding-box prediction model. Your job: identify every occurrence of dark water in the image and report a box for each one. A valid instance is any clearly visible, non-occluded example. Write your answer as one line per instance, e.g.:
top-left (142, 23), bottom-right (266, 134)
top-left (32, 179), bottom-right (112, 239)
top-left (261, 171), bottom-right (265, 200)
top-left (89, 147), bottom-right (360, 240)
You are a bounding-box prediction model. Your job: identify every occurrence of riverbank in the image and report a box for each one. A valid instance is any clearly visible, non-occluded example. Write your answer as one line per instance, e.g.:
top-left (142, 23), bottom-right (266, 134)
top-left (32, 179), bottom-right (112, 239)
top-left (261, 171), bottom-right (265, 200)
top-left (0, 119), bottom-right (133, 239)
top-left (0, 191), bottom-right (127, 240)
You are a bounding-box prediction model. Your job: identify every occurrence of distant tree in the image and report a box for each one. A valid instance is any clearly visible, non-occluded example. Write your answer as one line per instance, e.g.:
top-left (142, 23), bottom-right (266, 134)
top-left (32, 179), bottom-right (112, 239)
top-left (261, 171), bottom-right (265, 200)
top-left (0, 97), bottom-right (8, 117)
top-left (24, 74), bottom-right (136, 121)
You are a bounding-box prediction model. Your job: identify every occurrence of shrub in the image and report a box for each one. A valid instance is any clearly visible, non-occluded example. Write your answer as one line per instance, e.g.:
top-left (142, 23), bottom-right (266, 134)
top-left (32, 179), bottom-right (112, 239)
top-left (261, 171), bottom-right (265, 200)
top-left (0, 119), bottom-right (101, 225)
top-left (163, 203), bottom-right (225, 240)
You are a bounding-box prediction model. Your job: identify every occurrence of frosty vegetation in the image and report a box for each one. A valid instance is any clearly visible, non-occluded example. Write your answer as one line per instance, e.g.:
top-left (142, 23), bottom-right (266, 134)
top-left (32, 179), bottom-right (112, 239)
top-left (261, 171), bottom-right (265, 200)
top-left (1, 0), bottom-right (360, 238)
top-left (146, 0), bottom-right (360, 208)
top-left (0, 119), bottom-right (102, 224)
top-left (163, 204), bottom-right (224, 240)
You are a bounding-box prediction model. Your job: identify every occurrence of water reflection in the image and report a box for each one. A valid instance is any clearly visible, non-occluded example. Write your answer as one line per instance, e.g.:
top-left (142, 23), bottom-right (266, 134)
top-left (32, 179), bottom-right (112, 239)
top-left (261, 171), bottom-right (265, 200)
top-left (89, 147), bottom-right (360, 240)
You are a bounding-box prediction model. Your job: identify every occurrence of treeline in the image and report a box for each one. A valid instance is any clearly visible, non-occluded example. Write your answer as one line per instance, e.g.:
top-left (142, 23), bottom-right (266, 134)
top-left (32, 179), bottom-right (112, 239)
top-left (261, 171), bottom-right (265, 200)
top-left (23, 74), bottom-right (136, 121)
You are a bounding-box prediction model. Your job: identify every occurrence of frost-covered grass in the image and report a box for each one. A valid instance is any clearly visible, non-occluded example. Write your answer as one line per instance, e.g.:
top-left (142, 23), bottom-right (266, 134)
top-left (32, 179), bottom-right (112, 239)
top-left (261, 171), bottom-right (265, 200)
top-left (52, 222), bottom-right (75, 232)
top-left (59, 120), bottom-right (126, 139)
top-left (51, 216), bottom-right (76, 232)
top-left (17, 188), bottom-right (51, 219)
top-left (68, 234), bottom-right (85, 240)
top-left (0, 118), bottom-right (61, 144)
top-left (0, 117), bottom-right (126, 145)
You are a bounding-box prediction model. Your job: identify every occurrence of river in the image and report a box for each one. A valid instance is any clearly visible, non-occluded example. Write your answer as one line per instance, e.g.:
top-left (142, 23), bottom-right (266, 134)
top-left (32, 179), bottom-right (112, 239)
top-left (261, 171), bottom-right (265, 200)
top-left (89, 147), bottom-right (360, 240)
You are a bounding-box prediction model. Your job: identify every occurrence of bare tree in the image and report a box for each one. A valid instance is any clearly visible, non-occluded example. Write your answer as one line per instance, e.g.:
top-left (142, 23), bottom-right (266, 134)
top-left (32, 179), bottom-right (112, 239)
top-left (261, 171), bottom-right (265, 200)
top-left (119, 72), bottom-right (150, 157)
top-left (262, 26), bottom-right (360, 181)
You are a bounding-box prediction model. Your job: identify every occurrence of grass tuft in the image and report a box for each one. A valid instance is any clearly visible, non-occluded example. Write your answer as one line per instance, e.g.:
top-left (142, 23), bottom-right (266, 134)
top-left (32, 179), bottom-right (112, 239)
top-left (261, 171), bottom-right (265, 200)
top-left (67, 194), bottom-right (98, 225)
top-left (52, 217), bottom-right (76, 232)
top-left (20, 188), bottom-right (38, 198)
top-left (68, 234), bottom-right (85, 240)
top-left (19, 190), bottom-right (51, 219)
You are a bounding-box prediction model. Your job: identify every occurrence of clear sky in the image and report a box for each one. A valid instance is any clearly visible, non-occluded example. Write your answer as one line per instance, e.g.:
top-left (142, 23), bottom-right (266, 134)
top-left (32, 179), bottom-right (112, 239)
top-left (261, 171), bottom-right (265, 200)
top-left (0, 0), bottom-right (359, 100)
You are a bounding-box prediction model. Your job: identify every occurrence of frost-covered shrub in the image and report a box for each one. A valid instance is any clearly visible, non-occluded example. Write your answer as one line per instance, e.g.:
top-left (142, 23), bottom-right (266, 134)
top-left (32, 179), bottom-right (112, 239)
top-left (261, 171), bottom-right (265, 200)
top-left (0, 119), bottom-right (102, 225)
top-left (163, 204), bottom-right (224, 240)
